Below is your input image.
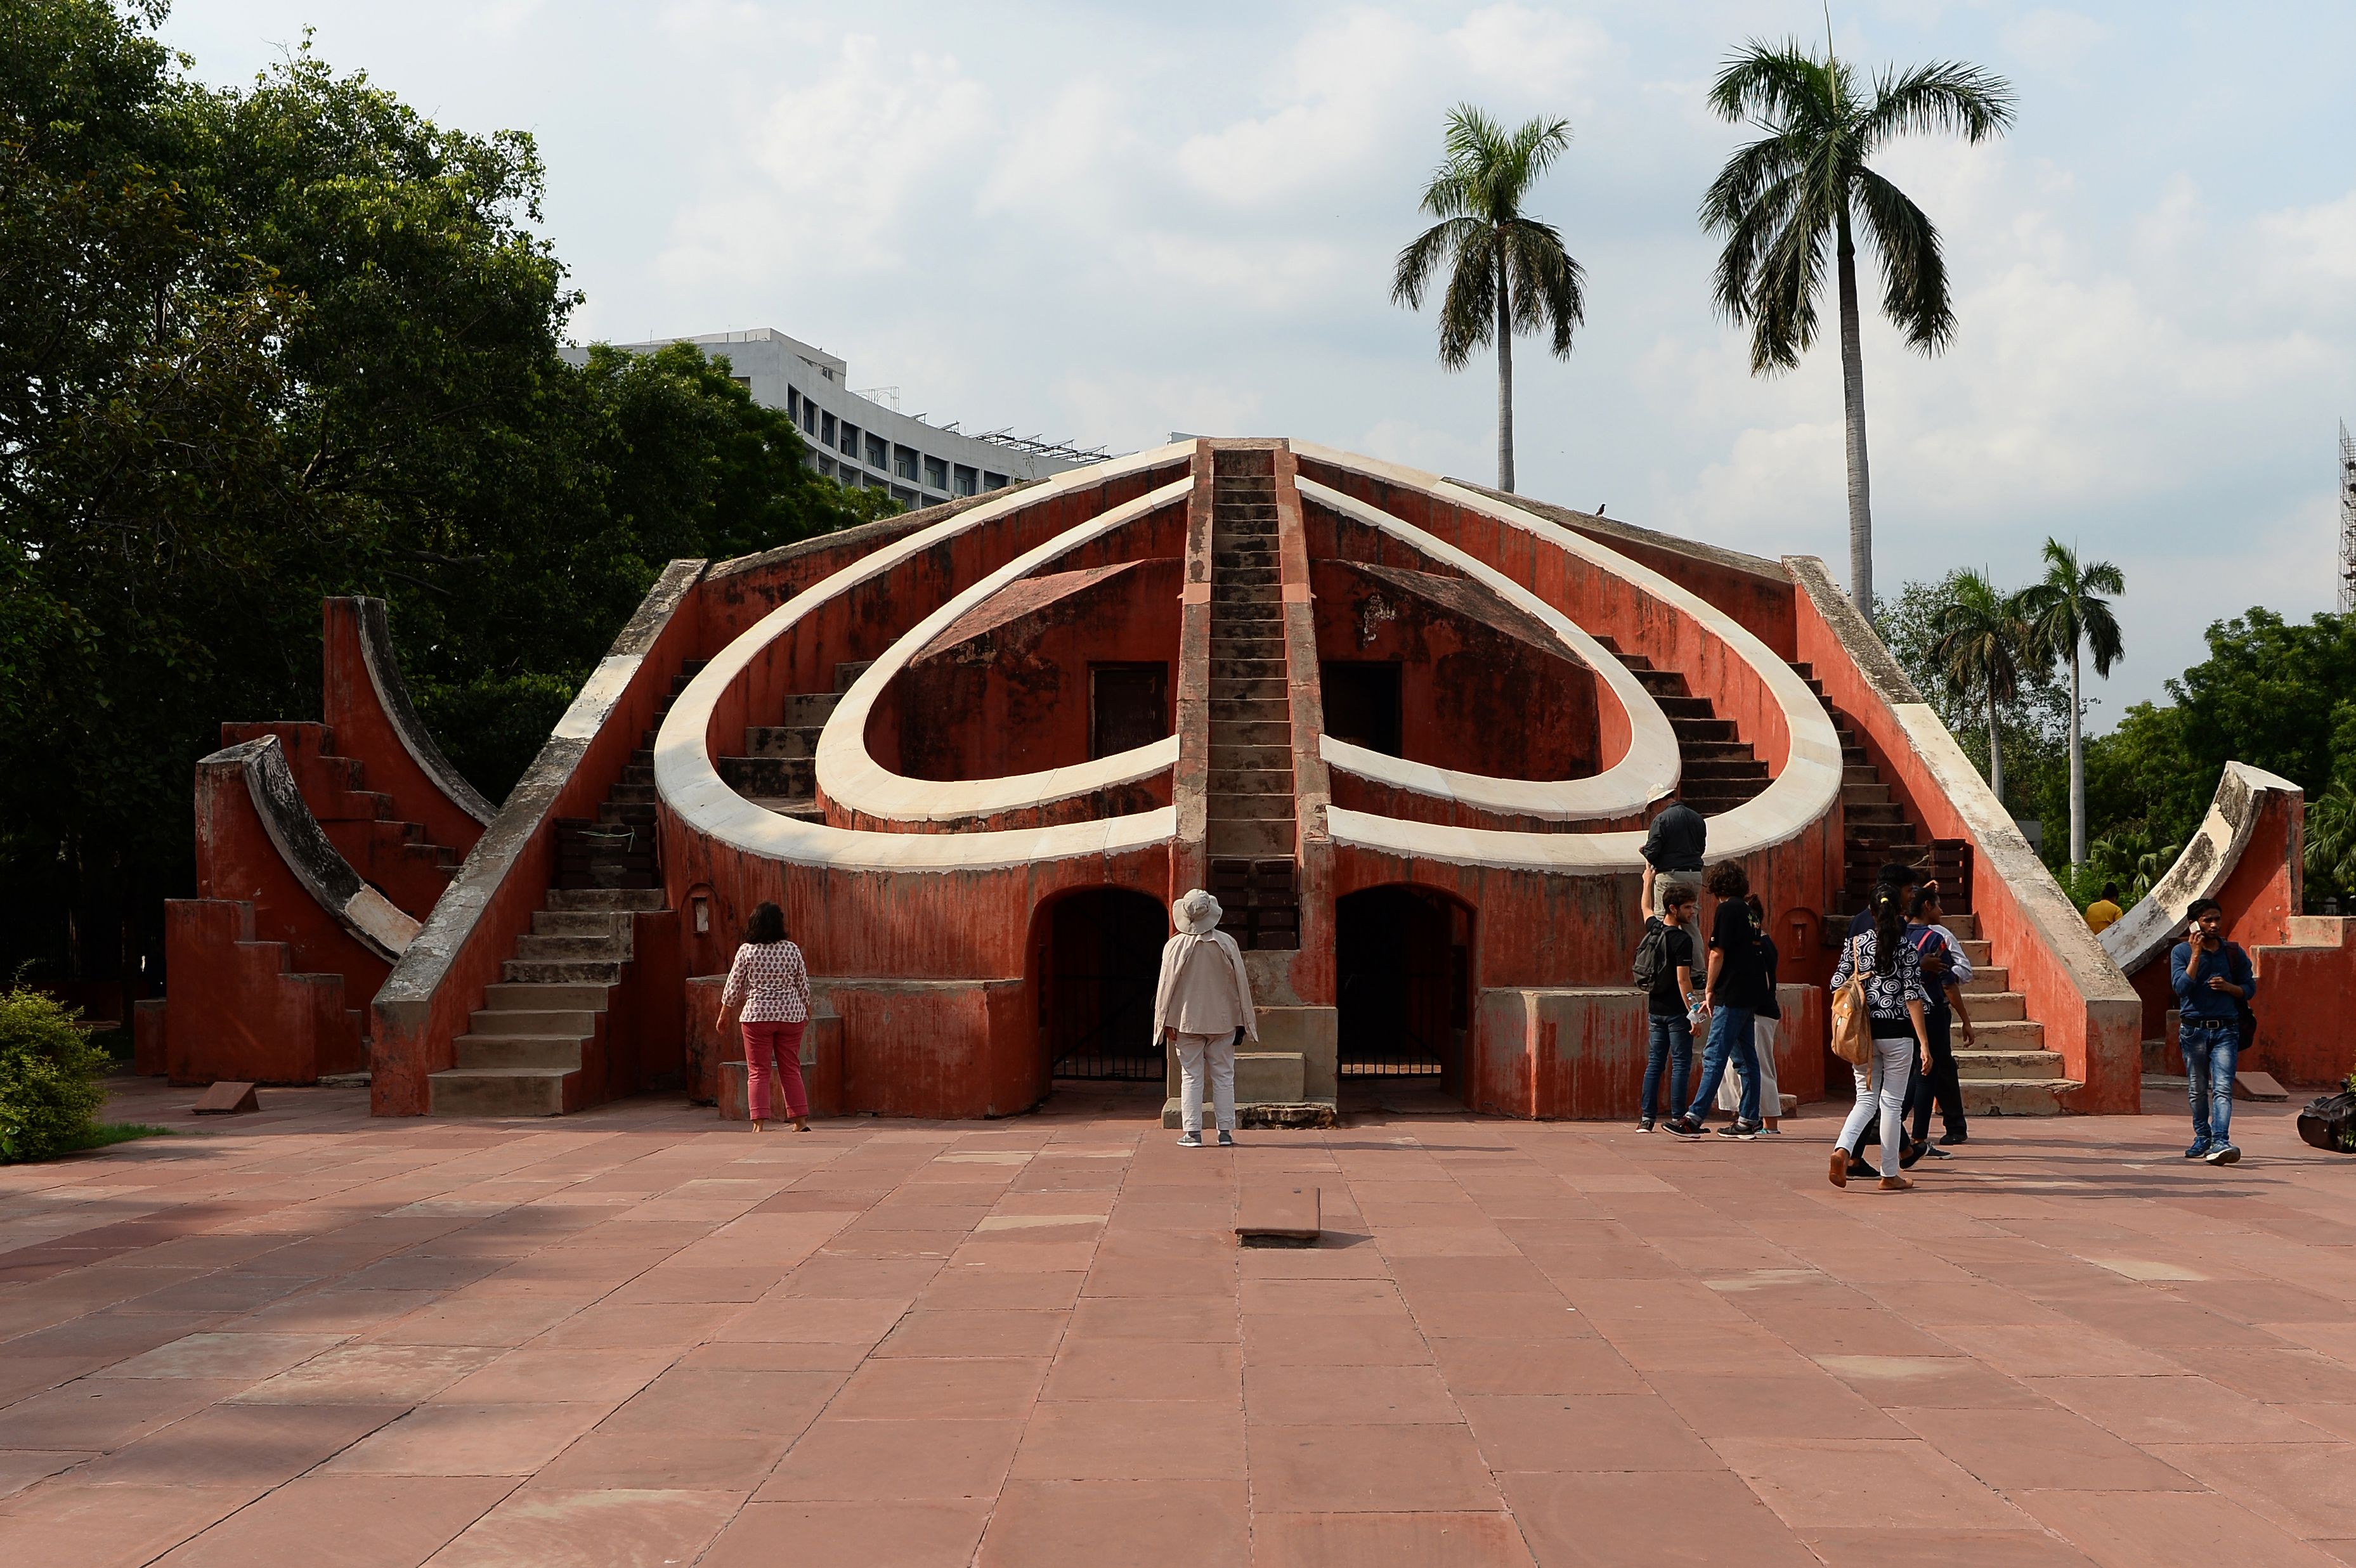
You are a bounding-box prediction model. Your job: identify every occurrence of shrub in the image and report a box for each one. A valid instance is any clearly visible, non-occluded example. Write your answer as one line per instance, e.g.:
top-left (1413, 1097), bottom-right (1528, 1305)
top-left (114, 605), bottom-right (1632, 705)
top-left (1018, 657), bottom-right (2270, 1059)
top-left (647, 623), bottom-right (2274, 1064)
top-left (0, 985), bottom-right (112, 1162)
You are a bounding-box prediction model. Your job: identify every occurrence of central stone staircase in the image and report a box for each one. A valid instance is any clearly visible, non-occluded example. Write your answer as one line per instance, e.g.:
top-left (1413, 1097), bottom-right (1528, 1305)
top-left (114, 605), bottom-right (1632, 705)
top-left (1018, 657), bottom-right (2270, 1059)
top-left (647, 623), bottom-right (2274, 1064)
top-left (1591, 637), bottom-right (1768, 815)
top-left (1205, 448), bottom-right (1301, 950)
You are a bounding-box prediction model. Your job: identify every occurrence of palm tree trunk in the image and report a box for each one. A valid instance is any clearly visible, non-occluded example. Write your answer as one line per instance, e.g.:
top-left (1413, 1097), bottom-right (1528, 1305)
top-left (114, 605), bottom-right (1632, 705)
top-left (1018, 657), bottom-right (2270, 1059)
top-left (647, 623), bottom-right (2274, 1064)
top-left (1835, 207), bottom-right (1873, 618)
top-left (1986, 690), bottom-right (2004, 807)
top-left (2067, 641), bottom-right (2086, 868)
top-left (1495, 248), bottom-right (1514, 493)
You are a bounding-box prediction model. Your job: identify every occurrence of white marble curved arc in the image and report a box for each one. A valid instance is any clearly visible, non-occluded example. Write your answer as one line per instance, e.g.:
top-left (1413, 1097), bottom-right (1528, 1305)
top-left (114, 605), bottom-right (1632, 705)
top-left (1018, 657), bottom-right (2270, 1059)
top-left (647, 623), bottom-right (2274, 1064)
top-left (819, 477), bottom-right (1190, 823)
top-left (1291, 443), bottom-right (1844, 872)
top-left (1296, 476), bottom-right (1678, 823)
top-left (655, 443), bottom-right (1192, 873)
top-left (2102, 761), bottom-right (2303, 975)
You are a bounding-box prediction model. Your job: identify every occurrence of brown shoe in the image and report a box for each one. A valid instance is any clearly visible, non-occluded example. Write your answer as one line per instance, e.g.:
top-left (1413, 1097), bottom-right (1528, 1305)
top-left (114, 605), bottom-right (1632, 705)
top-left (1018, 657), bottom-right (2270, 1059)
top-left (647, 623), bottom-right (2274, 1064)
top-left (1827, 1150), bottom-right (1849, 1189)
top-left (1878, 1175), bottom-right (1915, 1192)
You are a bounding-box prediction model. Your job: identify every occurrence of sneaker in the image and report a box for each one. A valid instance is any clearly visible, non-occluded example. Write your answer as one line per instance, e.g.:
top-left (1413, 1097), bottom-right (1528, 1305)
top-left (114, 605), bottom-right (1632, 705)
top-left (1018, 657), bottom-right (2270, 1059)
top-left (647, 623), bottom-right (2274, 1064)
top-left (1217, 1131), bottom-right (1235, 1147)
top-left (1176, 1131), bottom-right (1202, 1148)
top-left (1638, 1118), bottom-right (1655, 1134)
top-left (1663, 1117), bottom-right (1705, 1139)
top-left (1715, 1120), bottom-right (1762, 1139)
top-left (1899, 1138), bottom-right (1927, 1170)
top-left (1755, 1126), bottom-right (1783, 1137)
top-left (2205, 1143), bottom-right (2241, 1165)
top-left (1919, 1143), bottom-right (1951, 1160)
top-left (1847, 1155), bottom-right (1878, 1179)
top-left (1938, 1131), bottom-right (1969, 1146)
top-left (2184, 1139), bottom-right (2212, 1160)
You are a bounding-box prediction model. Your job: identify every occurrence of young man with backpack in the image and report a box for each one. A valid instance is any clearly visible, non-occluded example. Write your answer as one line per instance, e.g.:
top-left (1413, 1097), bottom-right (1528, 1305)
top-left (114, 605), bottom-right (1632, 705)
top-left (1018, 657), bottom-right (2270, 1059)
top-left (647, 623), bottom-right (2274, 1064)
top-left (1634, 881), bottom-right (1700, 1132)
top-left (1663, 862), bottom-right (1770, 1141)
top-left (1904, 886), bottom-right (1974, 1156)
top-left (2173, 898), bottom-right (2255, 1165)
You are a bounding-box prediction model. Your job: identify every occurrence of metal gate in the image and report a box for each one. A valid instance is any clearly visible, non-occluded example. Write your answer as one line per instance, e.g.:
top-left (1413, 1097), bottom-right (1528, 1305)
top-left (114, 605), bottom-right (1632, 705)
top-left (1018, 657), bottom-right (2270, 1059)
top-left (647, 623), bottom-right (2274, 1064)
top-left (1045, 890), bottom-right (1166, 1080)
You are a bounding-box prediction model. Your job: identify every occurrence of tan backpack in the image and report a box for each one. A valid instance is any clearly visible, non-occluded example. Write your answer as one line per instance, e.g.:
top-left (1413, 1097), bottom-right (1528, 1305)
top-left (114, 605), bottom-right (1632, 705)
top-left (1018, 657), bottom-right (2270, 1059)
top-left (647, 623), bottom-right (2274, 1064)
top-left (1830, 934), bottom-right (1875, 1066)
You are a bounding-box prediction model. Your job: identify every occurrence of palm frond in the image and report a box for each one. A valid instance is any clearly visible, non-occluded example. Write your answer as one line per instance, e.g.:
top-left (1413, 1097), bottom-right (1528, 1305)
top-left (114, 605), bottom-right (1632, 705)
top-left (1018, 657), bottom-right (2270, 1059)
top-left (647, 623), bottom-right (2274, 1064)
top-left (1851, 167), bottom-right (1953, 353)
top-left (1500, 218), bottom-right (1584, 356)
top-left (1707, 40), bottom-right (1842, 131)
top-left (1431, 225), bottom-right (1499, 369)
top-left (1859, 60), bottom-right (2015, 154)
top-left (1391, 216), bottom-right (1481, 309)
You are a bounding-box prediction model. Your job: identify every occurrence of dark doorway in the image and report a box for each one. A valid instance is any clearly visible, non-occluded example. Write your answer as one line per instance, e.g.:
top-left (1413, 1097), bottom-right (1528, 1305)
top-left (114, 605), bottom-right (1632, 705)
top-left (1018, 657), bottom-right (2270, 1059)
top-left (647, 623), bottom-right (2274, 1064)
top-left (1090, 663), bottom-right (1171, 759)
top-left (1039, 888), bottom-right (1167, 1080)
top-left (1322, 661), bottom-right (1403, 755)
top-left (1336, 886), bottom-right (1470, 1092)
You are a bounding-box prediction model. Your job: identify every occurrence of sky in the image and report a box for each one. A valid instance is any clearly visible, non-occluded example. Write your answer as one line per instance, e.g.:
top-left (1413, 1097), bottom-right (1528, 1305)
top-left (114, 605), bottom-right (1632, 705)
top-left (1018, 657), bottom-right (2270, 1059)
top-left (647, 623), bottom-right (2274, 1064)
top-left (159, 1), bottom-right (2356, 727)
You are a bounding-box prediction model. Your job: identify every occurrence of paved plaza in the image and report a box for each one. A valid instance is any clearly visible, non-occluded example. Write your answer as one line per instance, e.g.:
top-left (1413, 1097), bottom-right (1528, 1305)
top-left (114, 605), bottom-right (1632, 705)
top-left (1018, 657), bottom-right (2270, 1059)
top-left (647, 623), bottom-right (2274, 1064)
top-left (5, 1081), bottom-right (2356, 1566)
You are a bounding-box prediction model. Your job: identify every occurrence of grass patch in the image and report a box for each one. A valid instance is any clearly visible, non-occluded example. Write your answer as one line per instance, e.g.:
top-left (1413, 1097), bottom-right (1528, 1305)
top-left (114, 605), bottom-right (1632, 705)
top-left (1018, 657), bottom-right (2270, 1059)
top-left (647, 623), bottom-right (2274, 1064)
top-left (46, 1122), bottom-right (175, 1157)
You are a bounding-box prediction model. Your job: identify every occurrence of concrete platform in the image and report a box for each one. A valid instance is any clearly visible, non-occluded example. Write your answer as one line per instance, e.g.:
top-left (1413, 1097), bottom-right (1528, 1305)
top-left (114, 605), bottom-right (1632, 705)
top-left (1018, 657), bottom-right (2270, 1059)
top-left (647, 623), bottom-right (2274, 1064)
top-left (4, 1075), bottom-right (2354, 1567)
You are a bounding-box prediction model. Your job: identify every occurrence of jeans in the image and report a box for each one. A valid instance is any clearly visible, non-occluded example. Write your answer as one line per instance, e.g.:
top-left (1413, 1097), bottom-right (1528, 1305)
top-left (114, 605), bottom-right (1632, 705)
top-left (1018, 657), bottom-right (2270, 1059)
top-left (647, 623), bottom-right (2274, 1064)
top-left (1643, 1013), bottom-right (1693, 1122)
top-left (2181, 1018), bottom-right (2240, 1148)
top-left (1683, 1006), bottom-right (1759, 1125)
top-left (741, 1020), bottom-right (809, 1121)
top-left (1838, 1033), bottom-right (1916, 1179)
top-left (1171, 1030), bottom-right (1237, 1132)
top-left (1908, 1004), bottom-right (1967, 1143)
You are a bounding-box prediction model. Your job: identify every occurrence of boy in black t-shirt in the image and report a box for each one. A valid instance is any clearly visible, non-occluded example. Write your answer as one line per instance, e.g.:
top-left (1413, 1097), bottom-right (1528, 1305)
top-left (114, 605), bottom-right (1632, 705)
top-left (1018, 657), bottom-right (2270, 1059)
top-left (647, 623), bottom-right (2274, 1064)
top-left (1636, 881), bottom-right (1700, 1132)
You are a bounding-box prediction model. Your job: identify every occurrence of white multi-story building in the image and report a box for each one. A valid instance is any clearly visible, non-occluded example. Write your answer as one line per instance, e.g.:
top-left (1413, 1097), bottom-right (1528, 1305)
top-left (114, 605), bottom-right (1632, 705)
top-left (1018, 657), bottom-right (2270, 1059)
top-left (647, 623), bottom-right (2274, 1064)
top-left (564, 328), bottom-right (1103, 510)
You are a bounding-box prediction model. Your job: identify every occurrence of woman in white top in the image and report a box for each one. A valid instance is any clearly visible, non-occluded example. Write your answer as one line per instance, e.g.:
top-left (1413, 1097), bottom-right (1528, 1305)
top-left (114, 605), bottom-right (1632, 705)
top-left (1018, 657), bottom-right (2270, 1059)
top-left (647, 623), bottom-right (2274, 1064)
top-left (717, 902), bottom-right (813, 1132)
top-left (1151, 888), bottom-right (1257, 1148)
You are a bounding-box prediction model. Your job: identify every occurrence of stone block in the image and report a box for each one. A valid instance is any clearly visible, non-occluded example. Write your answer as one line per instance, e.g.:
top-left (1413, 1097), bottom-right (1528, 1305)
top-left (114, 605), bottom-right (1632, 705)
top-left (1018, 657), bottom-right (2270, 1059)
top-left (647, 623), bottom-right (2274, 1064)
top-left (1237, 1183), bottom-right (1320, 1245)
top-left (192, 1081), bottom-right (259, 1115)
top-left (2235, 1070), bottom-right (2289, 1102)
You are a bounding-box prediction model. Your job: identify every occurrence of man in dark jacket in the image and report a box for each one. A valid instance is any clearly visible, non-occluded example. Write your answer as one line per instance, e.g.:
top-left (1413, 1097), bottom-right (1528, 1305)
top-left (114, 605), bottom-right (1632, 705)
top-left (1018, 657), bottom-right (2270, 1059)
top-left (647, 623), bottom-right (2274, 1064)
top-left (1642, 798), bottom-right (1706, 919)
top-left (2172, 898), bottom-right (2255, 1166)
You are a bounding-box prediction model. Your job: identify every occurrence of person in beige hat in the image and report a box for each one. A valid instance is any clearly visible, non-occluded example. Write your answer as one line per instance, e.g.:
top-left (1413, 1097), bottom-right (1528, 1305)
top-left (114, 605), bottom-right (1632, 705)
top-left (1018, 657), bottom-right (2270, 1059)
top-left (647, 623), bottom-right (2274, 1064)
top-left (1152, 888), bottom-right (1258, 1146)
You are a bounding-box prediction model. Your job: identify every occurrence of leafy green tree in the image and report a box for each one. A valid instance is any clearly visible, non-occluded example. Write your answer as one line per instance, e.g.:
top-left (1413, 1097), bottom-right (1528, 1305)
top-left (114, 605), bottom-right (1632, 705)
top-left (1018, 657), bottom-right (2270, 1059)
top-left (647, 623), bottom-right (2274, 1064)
top-left (1929, 569), bottom-right (2033, 805)
top-left (1878, 572), bottom-right (2069, 832)
top-left (2017, 540), bottom-right (2125, 869)
top-left (1391, 105), bottom-right (1586, 494)
top-left (1, 4), bottom-right (878, 987)
top-left (1700, 39), bottom-right (2013, 613)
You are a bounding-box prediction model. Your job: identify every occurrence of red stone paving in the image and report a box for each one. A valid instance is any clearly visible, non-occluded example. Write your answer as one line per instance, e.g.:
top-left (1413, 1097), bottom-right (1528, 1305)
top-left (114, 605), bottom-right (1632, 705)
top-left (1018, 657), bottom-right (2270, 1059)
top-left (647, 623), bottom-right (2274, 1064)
top-left (5, 1080), bottom-right (2356, 1564)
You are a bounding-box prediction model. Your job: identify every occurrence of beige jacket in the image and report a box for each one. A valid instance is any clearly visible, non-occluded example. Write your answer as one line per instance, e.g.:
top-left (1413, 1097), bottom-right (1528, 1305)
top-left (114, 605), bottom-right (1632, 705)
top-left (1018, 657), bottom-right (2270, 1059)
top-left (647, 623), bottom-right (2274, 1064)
top-left (1152, 928), bottom-right (1257, 1040)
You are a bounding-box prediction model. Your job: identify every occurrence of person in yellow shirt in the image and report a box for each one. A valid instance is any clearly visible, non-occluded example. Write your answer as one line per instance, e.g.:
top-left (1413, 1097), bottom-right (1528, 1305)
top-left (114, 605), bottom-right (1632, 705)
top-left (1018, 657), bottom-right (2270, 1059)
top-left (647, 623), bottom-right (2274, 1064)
top-left (2085, 883), bottom-right (2124, 934)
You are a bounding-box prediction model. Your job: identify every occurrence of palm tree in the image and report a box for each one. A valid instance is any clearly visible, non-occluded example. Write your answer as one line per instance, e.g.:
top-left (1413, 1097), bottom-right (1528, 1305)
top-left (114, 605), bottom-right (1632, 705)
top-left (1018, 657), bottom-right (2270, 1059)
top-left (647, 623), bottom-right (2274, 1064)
top-left (1929, 569), bottom-right (2031, 805)
top-left (2017, 538), bottom-right (2125, 869)
top-left (1700, 41), bottom-right (2014, 613)
top-left (1391, 105), bottom-right (1586, 494)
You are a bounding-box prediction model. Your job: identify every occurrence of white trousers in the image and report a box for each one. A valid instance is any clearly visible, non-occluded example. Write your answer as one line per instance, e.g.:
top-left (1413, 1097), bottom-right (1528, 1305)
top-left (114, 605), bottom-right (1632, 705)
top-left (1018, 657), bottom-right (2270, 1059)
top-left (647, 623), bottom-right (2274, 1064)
top-left (1837, 1034), bottom-right (1915, 1179)
top-left (1718, 1017), bottom-right (1781, 1117)
top-left (1171, 1030), bottom-right (1236, 1132)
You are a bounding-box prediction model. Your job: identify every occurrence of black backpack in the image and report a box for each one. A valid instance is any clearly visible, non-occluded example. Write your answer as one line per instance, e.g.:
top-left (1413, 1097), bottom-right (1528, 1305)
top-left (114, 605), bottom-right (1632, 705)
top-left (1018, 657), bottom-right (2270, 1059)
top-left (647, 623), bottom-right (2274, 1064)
top-left (2299, 1092), bottom-right (2356, 1153)
top-left (1632, 918), bottom-right (1672, 990)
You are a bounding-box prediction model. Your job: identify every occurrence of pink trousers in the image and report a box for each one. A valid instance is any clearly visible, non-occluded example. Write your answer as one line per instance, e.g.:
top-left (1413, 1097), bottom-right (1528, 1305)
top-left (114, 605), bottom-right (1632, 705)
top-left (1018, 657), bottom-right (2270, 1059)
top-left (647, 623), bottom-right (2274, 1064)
top-left (741, 1020), bottom-right (809, 1121)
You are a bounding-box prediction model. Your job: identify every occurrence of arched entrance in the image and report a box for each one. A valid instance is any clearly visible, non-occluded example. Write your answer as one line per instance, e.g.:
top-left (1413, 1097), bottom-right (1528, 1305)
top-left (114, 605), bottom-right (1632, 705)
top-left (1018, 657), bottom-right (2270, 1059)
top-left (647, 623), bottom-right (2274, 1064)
top-left (1036, 888), bottom-right (1167, 1081)
top-left (1336, 885), bottom-right (1472, 1099)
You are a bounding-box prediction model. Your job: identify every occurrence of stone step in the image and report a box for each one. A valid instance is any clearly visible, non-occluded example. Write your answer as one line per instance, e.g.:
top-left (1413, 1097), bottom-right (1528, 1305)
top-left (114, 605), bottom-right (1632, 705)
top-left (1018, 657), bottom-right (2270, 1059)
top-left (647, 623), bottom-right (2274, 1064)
top-left (1214, 548), bottom-right (1278, 568)
top-left (530, 910), bottom-right (627, 938)
top-left (1955, 1048), bottom-right (2066, 1080)
top-left (483, 980), bottom-right (613, 1011)
top-left (1846, 801), bottom-right (1906, 824)
top-left (1960, 939), bottom-right (1992, 964)
top-left (454, 1033), bottom-right (588, 1071)
top-left (1960, 990), bottom-right (2026, 1021)
top-left (1211, 659), bottom-right (1286, 684)
top-left (719, 755), bottom-right (814, 797)
top-left (428, 1067), bottom-right (574, 1118)
top-left (1843, 765), bottom-right (1882, 787)
top-left (748, 797), bottom-right (827, 824)
top-left (606, 783), bottom-right (656, 805)
top-left (546, 888), bottom-right (665, 913)
top-left (469, 1008), bottom-right (598, 1037)
top-left (1209, 768), bottom-right (1293, 796)
top-left (1211, 696), bottom-right (1289, 722)
top-left (1962, 965), bottom-right (2010, 994)
top-left (1842, 783), bottom-right (1894, 807)
top-left (782, 692), bottom-right (842, 727)
top-left (597, 803), bottom-right (656, 827)
top-left (834, 660), bottom-right (875, 692)
top-left (504, 957), bottom-right (623, 985)
top-left (1957, 1078), bottom-right (2080, 1117)
top-left (1217, 567), bottom-right (1279, 588)
top-left (1211, 793), bottom-right (1296, 822)
top-left (1684, 758), bottom-right (1767, 781)
top-left (1962, 1018), bottom-right (2046, 1049)
top-left (514, 933), bottom-right (630, 962)
top-left (742, 725), bottom-right (824, 760)
top-left (1208, 818), bottom-right (1292, 855)
top-left (1944, 913), bottom-right (1980, 940)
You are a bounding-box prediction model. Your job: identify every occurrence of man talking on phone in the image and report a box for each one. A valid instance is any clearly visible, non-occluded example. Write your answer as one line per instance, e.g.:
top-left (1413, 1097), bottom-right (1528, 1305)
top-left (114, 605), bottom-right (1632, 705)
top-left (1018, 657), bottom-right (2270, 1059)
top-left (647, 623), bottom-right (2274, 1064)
top-left (2170, 898), bottom-right (2255, 1166)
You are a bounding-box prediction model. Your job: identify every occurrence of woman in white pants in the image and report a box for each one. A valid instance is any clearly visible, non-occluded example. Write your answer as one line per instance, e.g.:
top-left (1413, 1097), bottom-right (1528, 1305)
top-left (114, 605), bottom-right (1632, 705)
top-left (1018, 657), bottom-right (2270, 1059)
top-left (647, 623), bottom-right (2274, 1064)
top-left (1150, 888), bottom-right (1258, 1147)
top-left (1828, 886), bottom-right (1933, 1192)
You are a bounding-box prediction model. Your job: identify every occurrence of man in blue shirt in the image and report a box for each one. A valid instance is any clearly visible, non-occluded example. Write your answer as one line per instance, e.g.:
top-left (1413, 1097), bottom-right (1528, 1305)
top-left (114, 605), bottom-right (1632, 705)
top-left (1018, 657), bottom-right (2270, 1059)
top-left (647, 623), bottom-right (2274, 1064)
top-left (2171, 898), bottom-right (2256, 1165)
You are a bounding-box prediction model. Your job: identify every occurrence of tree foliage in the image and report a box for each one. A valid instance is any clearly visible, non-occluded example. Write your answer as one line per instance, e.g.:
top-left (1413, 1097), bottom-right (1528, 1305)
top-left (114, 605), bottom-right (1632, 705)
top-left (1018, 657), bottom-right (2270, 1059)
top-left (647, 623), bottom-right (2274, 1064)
top-left (1, 3), bottom-right (879, 985)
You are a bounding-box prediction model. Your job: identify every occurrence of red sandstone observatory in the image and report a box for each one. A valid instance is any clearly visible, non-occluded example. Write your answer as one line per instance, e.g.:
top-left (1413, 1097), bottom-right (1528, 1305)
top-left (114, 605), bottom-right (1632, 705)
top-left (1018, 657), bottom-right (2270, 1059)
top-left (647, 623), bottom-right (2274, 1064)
top-left (152, 437), bottom-right (2356, 1121)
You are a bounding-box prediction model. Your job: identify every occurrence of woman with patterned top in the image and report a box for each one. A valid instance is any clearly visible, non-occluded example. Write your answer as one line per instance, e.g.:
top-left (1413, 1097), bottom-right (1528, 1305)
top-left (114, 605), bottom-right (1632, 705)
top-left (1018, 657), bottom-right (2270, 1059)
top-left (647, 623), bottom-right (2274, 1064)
top-left (717, 902), bottom-right (813, 1133)
top-left (1828, 884), bottom-right (1933, 1191)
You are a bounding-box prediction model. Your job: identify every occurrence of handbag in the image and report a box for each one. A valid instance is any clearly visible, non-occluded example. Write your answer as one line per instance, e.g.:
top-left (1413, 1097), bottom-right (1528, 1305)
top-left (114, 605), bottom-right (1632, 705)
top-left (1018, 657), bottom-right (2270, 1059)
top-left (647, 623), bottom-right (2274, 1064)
top-left (1830, 934), bottom-right (1875, 1066)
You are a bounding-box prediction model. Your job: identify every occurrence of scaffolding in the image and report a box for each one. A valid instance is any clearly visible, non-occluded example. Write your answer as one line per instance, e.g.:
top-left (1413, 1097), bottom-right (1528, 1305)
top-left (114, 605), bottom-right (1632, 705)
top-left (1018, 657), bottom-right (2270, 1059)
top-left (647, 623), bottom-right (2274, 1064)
top-left (972, 429), bottom-right (1114, 463)
top-left (2343, 421), bottom-right (2356, 614)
